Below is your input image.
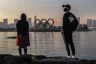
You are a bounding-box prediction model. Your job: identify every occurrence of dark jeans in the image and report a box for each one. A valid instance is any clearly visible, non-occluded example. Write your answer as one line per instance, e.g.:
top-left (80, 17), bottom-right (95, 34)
top-left (63, 31), bottom-right (75, 56)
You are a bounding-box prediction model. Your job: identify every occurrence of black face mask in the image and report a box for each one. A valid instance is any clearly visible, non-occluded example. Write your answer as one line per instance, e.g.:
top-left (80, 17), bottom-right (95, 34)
top-left (64, 8), bottom-right (68, 12)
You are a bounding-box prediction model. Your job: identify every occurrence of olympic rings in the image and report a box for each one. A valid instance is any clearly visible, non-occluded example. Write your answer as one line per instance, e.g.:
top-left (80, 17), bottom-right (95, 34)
top-left (47, 18), bottom-right (54, 26)
top-left (34, 17), bottom-right (54, 29)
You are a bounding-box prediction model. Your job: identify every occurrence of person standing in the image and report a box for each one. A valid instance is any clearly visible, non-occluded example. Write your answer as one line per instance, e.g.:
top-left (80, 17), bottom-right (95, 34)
top-left (16, 13), bottom-right (30, 56)
top-left (62, 4), bottom-right (78, 58)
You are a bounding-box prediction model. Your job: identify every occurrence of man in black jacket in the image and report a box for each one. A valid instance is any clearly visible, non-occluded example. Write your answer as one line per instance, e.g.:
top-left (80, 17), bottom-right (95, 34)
top-left (62, 4), bottom-right (78, 58)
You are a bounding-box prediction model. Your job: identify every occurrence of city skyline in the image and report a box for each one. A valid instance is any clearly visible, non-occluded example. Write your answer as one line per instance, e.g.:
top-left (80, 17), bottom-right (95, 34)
top-left (0, 18), bottom-right (33, 29)
top-left (0, 0), bottom-right (96, 25)
top-left (1, 17), bottom-right (96, 25)
top-left (1, 17), bottom-right (96, 31)
top-left (87, 19), bottom-right (96, 27)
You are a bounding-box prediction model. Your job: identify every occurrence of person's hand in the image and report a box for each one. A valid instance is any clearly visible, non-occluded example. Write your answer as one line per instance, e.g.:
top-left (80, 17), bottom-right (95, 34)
top-left (61, 29), bottom-right (64, 33)
top-left (18, 35), bottom-right (22, 38)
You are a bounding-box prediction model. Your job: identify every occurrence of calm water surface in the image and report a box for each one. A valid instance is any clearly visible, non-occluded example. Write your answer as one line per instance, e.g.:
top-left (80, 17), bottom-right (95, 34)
top-left (0, 31), bottom-right (96, 60)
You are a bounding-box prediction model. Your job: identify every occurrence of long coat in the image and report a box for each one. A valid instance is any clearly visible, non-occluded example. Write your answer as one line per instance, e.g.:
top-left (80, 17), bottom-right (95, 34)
top-left (16, 20), bottom-right (30, 46)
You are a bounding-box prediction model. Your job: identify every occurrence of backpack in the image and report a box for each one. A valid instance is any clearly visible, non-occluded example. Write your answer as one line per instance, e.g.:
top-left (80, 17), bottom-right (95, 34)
top-left (69, 13), bottom-right (79, 31)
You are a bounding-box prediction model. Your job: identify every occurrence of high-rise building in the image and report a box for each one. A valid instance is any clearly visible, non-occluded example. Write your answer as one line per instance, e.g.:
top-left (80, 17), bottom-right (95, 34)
top-left (93, 20), bottom-right (96, 27)
top-left (0, 22), bottom-right (3, 28)
top-left (14, 19), bottom-right (19, 28)
top-left (2, 19), bottom-right (8, 29)
top-left (28, 18), bottom-right (32, 29)
top-left (14, 19), bottom-right (19, 24)
top-left (87, 19), bottom-right (93, 27)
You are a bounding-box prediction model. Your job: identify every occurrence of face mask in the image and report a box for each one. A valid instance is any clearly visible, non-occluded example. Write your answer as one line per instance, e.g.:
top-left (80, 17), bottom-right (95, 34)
top-left (64, 8), bottom-right (68, 12)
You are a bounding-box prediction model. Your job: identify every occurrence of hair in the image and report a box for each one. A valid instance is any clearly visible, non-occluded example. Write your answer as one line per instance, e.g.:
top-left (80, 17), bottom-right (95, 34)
top-left (20, 13), bottom-right (27, 20)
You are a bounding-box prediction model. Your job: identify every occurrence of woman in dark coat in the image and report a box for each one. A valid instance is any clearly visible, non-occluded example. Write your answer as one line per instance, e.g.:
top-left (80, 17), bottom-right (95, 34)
top-left (16, 13), bottom-right (30, 55)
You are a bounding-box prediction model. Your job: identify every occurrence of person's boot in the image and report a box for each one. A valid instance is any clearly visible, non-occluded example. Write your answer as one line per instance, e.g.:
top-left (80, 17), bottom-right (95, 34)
top-left (19, 48), bottom-right (22, 56)
top-left (24, 48), bottom-right (27, 55)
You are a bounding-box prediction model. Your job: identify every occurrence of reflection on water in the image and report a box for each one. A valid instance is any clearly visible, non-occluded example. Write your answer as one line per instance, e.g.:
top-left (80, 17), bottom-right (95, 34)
top-left (0, 31), bottom-right (96, 60)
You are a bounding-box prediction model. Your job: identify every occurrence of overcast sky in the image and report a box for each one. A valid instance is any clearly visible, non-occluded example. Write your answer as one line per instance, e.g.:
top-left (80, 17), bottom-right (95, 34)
top-left (0, 0), bottom-right (96, 25)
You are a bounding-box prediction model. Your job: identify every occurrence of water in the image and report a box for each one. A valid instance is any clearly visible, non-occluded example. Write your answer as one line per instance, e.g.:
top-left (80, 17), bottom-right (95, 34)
top-left (0, 31), bottom-right (96, 60)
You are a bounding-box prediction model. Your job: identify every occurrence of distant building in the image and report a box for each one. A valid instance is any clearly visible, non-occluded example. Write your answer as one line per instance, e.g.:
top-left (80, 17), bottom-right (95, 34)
top-left (14, 19), bottom-right (19, 28)
top-left (2, 19), bottom-right (8, 29)
top-left (28, 18), bottom-right (32, 29)
top-left (87, 19), bottom-right (93, 27)
top-left (0, 22), bottom-right (3, 28)
top-left (8, 23), bottom-right (15, 29)
top-left (93, 20), bottom-right (96, 27)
